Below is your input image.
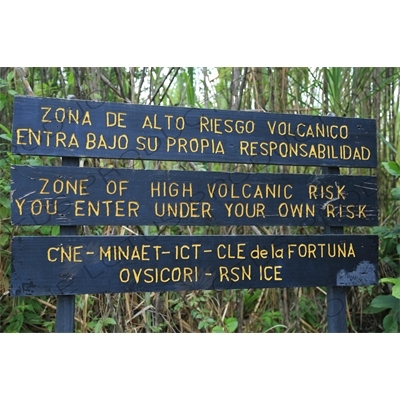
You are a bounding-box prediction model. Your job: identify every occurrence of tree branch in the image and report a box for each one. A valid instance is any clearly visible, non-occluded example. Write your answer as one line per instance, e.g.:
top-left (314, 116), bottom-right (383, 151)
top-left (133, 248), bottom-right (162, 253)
top-left (100, 73), bottom-right (131, 103)
top-left (15, 67), bottom-right (34, 96)
top-left (150, 67), bottom-right (179, 105)
top-left (158, 68), bottom-right (180, 105)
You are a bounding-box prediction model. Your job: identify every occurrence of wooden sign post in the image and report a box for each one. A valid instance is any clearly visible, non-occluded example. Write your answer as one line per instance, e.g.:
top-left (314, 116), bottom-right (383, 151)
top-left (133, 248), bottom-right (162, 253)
top-left (10, 96), bottom-right (378, 332)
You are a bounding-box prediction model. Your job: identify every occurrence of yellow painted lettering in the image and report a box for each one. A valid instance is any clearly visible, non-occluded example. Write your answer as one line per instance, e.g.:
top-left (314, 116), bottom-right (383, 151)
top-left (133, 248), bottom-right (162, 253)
top-left (80, 111), bottom-right (92, 126)
top-left (274, 266), bottom-right (282, 281)
top-left (120, 268), bottom-right (130, 283)
top-left (142, 115), bottom-right (152, 129)
top-left (267, 121), bottom-right (276, 134)
top-left (214, 118), bottom-right (222, 134)
top-left (47, 247), bottom-right (59, 262)
top-left (86, 133), bottom-right (96, 149)
top-left (39, 178), bottom-right (50, 195)
top-left (224, 119), bottom-right (233, 133)
top-left (132, 268), bottom-right (142, 283)
top-left (219, 266), bottom-right (229, 281)
top-left (165, 114), bottom-right (173, 129)
top-left (326, 204), bottom-right (335, 217)
top-left (128, 201), bottom-right (139, 217)
top-left (41, 107), bottom-right (51, 123)
top-left (239, 141), bottom-right (249, 155)
top-left (199, 116), bottom-right (209, 132)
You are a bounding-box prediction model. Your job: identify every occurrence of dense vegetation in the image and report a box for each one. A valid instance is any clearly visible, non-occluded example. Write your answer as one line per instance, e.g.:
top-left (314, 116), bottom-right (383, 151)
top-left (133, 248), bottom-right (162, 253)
top-left (1, 67), bottom-right (399, 333)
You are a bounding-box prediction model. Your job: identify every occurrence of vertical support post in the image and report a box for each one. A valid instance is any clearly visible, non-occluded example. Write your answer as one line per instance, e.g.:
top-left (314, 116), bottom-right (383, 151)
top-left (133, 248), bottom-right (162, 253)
top-left (55, 156), bottom-right (79, 333)
top-left (323, 166), bottom-right (347, 333)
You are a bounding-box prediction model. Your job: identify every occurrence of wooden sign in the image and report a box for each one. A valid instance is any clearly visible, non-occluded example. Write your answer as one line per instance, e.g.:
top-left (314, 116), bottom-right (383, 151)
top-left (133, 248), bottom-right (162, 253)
top-left (11, 235), bottom-right (378, 296)
top-left (10, 95), bottom-right (380, 332)
top-left (11, 165), bottom-right (378, 226)
top-left (12, 96), bottom-right (377, 167)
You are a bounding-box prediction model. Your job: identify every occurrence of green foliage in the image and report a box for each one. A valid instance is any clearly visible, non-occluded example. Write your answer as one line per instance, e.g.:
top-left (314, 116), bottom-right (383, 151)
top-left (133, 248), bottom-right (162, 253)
top-left (212, 318), bottom-right (238, 333)
top-left (383, 161), bottom-right (400, 178)
top-left (1, 297), bottom-right (55, 332)
top-left (188, 291), bottom-right (217, 332)
top-left (259, 310), bottom-right (285, 333)
top-left (380, 277), bottom-right (400, 299)
top-left (87, 317), bottom-right (117, 333)
top-left (373, 225), bottom-right (400, 272)
top-left (0, 124), bottom-right (11, 138)
top-left (366, 159), bottom-right (400, 332)
top-left (364, 294), bottom-right (400, 332)
top-left (0, 74), bottom-right (17, 111)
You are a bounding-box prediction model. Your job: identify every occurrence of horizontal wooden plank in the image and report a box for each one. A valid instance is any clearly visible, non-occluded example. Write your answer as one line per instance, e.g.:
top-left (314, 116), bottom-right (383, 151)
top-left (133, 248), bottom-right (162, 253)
top-left (11, 166), bottom-right (378, 226)
top-left (12, 96), bottom-right (377, 167)
top-left (11, 235), bottom-right (378, 296)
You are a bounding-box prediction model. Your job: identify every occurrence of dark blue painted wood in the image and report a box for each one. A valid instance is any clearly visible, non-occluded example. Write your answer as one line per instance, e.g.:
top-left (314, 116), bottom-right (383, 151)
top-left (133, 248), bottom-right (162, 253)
top-left (11, 166), bottom-right (378, 227)
top-left (11, 234), bottom-right (378, 296)
top-left (324, 163), bottom-right (347, 333)
top-left (55, 295), bottom-right (75, 333)
top-left (55, 156), bottom-right (78, 333)
top-left (12, 96), bottom-right (377, 167)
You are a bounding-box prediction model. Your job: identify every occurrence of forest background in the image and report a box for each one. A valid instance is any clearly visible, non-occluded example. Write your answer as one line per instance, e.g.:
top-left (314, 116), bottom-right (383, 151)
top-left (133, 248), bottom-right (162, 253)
top-left (1, 66), bottom-right (399, 333)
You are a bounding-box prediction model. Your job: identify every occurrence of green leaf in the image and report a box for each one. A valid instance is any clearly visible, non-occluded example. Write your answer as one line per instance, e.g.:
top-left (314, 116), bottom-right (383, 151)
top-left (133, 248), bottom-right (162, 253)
top-left (51, 226), bottom-right (60, 236)
top-left (39, 226), bottom-right (52, 235)
top-left (0, 78), bottom-right (8, 88)
top-left (7, 71), bottom-right (14, 83)
top-left (383, 313), bottom-right (399, 333)
top-left (225, 317), bottom-right (238, 333)
top-left (365, 295), bottom-right (399, 313)
top-left (382, 161), bottom-right (400, 177)
top-left (0, 206), bottom-right (10, 219)
top-left (380, 277), bottom-right (400, 285)
top-left (0, 235), bottom-right (9, 246)
top-left (104, 318), bottom-right (116, 325)
top-left (0, 124), bottom-right (11, 137)
top-left (212, 326), bottom-right (225, 333)
top-left (0, 196), bottom-right (10, 209)
top-left (393, 285), bottom-right (400, 300)
top-left (87, 321), bottom-right (97, 329)
top-left (392, 188), bottom-right (400, 198)
top-left (381, 277), bottom-right (400, 299)
top-left (94, 320), bottom-right (103, 333)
